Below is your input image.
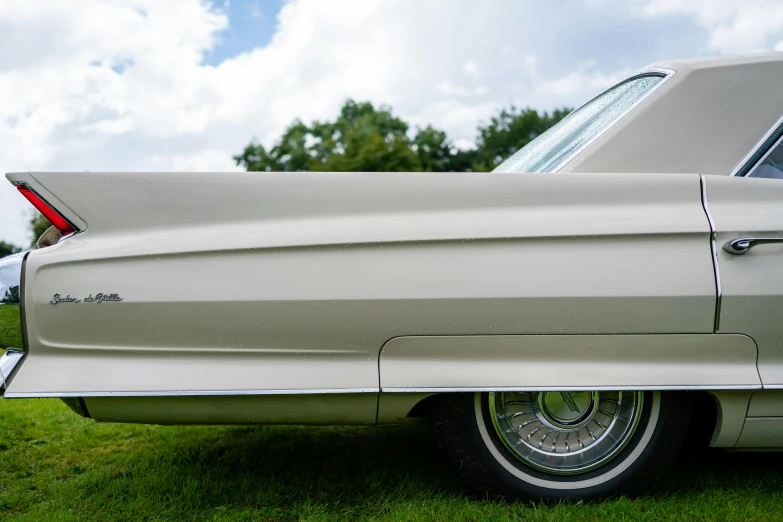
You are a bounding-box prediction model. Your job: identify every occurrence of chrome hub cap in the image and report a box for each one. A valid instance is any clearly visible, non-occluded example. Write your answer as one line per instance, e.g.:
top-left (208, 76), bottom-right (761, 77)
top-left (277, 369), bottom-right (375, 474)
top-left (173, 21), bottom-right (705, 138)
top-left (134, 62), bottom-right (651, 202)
top-left (536, 390), bottom-right (598, 429)
top-left (489, 391), bottom-right (644, 475)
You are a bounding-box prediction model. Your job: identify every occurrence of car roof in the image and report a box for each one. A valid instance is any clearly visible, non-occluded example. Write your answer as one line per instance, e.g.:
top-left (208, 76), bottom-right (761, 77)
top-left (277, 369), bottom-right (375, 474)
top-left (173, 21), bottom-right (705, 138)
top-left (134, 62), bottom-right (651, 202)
top-left (648, 51), bottom-right (783, 73)
top-left (559, 51), bottom-right (783, 176)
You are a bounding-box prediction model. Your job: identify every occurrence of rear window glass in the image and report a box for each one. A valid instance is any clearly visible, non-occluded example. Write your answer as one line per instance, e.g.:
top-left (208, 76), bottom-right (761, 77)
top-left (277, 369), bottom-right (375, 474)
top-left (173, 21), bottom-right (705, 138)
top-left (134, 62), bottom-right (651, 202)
top-left (748, 135), bottom-right (783, 180)
top-left (493, 74), bottom-right (666, 174)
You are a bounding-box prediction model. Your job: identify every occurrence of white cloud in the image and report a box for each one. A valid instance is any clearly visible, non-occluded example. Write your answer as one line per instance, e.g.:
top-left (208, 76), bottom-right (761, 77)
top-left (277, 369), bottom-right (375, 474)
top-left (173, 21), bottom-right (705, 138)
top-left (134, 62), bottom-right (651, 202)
top-left (2, 0), bottom-right (780, 245)
top-left (538, 61), bottom-right (631, 98)
top-left (462, 60), bottom-right (482, 80)
top-left (636, 0), bottom-right (783, 53)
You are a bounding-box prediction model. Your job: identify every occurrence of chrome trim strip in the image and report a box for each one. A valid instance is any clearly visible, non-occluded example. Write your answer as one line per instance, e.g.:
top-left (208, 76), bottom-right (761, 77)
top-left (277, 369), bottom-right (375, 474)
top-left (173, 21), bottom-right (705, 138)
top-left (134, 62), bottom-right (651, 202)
top-left (3, 387), bottom-right (380, 398)
top-left (730, 113), bottom-right (783, 177)
top-left (700, 175), bottom-right (722, 331)
top-left (6, 384), bottom-right (764, 398)
top-left (382, 385), bottom-right (761, 393)
top-left (0, 350), bottom-right (24, 392)
top-left (552, 68), bottom-right (676, 173)
top-left (0, 251), bottom-right (26, 395)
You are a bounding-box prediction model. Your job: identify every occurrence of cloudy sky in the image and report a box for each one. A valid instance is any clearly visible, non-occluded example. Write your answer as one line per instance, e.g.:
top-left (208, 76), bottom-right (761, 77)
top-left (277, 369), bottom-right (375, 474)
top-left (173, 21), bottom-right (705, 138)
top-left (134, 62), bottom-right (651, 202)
top-left (1, 0), bottom-right (782, 245)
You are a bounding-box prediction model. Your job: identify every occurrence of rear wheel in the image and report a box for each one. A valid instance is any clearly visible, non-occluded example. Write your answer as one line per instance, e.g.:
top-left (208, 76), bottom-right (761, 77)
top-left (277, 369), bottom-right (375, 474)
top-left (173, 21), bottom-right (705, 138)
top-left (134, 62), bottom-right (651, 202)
top-left (431, 390), bottom-right (687, 501)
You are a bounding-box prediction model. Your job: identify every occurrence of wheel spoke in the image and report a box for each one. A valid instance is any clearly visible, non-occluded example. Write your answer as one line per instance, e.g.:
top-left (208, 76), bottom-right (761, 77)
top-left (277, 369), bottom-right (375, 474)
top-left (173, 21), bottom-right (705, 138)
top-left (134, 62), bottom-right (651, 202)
top-left (537, 429), bottom-right (553, 449)
top-left (515, 417), bottom-right (541, 431)
top-left (506, 410), bottom-right (534, 421)
top-left (526, 424), bottom-right (545, 441)
top-left (503, 400), bottom-right (532, 407)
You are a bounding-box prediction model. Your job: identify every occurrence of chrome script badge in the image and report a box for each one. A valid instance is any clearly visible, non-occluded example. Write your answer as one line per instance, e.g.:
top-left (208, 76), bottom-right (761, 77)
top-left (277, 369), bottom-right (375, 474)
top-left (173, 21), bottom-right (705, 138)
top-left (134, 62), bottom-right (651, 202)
top-left (50, 293), bottom-right (123, 304)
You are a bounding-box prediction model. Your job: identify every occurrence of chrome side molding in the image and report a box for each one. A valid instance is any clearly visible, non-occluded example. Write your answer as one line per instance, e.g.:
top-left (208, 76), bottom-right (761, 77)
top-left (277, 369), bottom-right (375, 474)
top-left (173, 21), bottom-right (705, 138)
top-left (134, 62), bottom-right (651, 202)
top-left (0, 349), bottom-right (24, 392)
top-left (0, 252), bottom-right (24, 352)
top-left (4, 387), bottom-right (380, 398)
top-left (0, 252), bottom-right (28, 394)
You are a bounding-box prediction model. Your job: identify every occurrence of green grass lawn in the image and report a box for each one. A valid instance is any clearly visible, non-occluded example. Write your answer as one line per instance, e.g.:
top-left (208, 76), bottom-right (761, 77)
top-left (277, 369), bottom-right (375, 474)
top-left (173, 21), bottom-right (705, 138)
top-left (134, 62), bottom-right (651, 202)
top-left (2, 399), bottom-right (783, 521)
top-left (0, 305), bottom-right (22, 350)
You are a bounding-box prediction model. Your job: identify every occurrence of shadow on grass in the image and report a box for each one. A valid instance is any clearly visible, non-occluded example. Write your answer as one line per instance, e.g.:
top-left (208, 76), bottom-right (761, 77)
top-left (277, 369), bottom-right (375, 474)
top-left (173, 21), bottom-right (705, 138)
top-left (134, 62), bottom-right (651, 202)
top-left (4, 400), bottom-right (783, 521)
top-left (72, 421), bottom-right (467, 519)
top-left (658, 444), bottom-right (783, 497)
top-left (92, 421), bottom-right (783, 512)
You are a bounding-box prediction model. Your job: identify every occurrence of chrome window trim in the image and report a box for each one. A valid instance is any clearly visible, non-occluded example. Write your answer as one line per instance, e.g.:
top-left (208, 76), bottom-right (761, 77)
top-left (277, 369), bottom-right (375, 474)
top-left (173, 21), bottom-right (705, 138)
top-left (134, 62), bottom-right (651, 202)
top-left (730, 113), bottom-right (783, 177)
top-left (700, 175), bottom-right (722, 331)
top-left (744, 132), bottom-right (783, 178)
top-left (550, 67), bottom-right (677, 174)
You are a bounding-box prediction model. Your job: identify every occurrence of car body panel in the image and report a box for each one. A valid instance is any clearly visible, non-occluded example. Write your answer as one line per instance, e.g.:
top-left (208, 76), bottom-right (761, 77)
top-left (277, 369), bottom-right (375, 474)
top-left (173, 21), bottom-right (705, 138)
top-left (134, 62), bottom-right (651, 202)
top-left (736, 418), bottom-right (783, 447)
top-left (4, 171), bottom-right (715, 399)
top-left (560, 52), bottom-right (783, 176)
top-left (83, 392), bottom-right (433, 426)
top-left (709, 390), bottom-right (756, 447)
top-left (747, 390), bottom-right (783, 417)
top-left (379, 334), bottom-right (760, 391)
top-left (84, 393), bottom-right (378, 425)
top-left (704, 176), bottom-right (783, 386)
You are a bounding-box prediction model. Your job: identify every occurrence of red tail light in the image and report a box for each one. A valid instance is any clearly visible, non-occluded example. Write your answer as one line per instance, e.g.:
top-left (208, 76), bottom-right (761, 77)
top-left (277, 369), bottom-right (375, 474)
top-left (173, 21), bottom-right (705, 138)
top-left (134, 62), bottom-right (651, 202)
top-left (16, 185), bottom-right (76, 235)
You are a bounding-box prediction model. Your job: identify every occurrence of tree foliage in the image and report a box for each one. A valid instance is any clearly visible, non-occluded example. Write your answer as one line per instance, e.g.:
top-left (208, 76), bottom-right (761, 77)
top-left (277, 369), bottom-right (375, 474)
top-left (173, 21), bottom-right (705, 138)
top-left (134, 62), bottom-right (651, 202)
top-left (235, 99), bottom-right (569, 174)
top-left (29, 214), bottom-right (51, 248)
top-left (1, 285), bottom-right (19, 304)
top-left (236, 101), bottom-right (426, 172)
top-left (0, 241), bottom-right (21, 259)
top-left (471, 107), bottom-right (571, 171)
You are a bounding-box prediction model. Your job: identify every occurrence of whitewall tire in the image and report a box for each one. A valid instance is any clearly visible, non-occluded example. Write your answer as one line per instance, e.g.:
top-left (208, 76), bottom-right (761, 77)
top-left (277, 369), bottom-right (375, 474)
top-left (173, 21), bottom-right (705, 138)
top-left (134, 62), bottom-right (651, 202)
top-left (431, 391), bottom-right (687, 501)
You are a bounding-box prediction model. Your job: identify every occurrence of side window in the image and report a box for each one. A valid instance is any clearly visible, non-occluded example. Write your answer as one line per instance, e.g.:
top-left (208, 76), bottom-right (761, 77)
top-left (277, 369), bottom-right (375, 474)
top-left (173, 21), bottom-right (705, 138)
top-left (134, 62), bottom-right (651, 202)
top-left (748, 135), bottom-right (783, 179)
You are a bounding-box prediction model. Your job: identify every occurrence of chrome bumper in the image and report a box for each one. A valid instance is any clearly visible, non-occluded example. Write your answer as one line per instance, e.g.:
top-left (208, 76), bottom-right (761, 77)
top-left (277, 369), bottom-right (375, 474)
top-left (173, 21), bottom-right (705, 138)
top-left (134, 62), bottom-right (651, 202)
top-left (1, 252), bottom-right (26, 394)
top-left (0, 350), bottom-right (23, 392)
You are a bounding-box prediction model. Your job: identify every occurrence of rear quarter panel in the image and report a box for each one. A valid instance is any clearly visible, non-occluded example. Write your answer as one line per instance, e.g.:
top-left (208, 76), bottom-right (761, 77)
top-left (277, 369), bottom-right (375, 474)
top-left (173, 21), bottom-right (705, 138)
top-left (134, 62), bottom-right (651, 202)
top-left (6, 171), bottom-right (715, 397)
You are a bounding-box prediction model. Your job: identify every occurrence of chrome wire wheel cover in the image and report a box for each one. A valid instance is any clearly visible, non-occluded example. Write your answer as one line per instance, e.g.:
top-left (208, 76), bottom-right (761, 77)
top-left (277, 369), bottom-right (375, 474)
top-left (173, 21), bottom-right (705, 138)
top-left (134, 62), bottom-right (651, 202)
top-left (488, 391), bottom-right (644, 475)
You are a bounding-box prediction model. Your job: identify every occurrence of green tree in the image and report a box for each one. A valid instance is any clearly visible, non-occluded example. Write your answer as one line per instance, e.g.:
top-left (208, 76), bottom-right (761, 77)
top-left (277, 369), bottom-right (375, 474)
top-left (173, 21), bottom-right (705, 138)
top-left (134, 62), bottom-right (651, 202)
top-left (413, 125), bottom-right (459, 172)
top-left (310, 100), bottom-right (419, 172)
top-left (235, 100), bottom-right (462, 173)
top-left (235, 100), bottom-right (570, 174)
top-left (471, 107), bottom-right (571, 171)
top-left (0, 241), bottom-right (21, 259)
top-left (234, 119), bottom-right (314, 172)
top-left (1, 285), bottom-right (19, 304)
top-left (29, 214), bottom-right (51, 247)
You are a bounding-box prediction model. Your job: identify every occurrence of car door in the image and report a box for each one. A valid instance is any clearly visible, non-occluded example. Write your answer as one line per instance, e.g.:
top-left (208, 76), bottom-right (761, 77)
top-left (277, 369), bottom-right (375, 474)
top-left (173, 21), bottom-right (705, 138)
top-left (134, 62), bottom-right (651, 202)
top-left (704, 137), bottom-right (783, 393)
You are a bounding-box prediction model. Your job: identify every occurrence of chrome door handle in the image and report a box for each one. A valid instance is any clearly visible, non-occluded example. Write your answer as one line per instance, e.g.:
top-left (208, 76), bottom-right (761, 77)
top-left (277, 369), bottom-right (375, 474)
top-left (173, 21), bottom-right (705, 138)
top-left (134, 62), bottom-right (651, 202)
top-left (723, 237), bottom-right (783, 255)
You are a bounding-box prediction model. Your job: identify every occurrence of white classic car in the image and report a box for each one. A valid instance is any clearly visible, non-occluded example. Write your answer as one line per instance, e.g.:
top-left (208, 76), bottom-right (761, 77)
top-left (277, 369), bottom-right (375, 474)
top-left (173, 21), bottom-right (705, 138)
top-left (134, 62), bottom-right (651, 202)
top-left (2, 52), bottom-right (783, 501)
